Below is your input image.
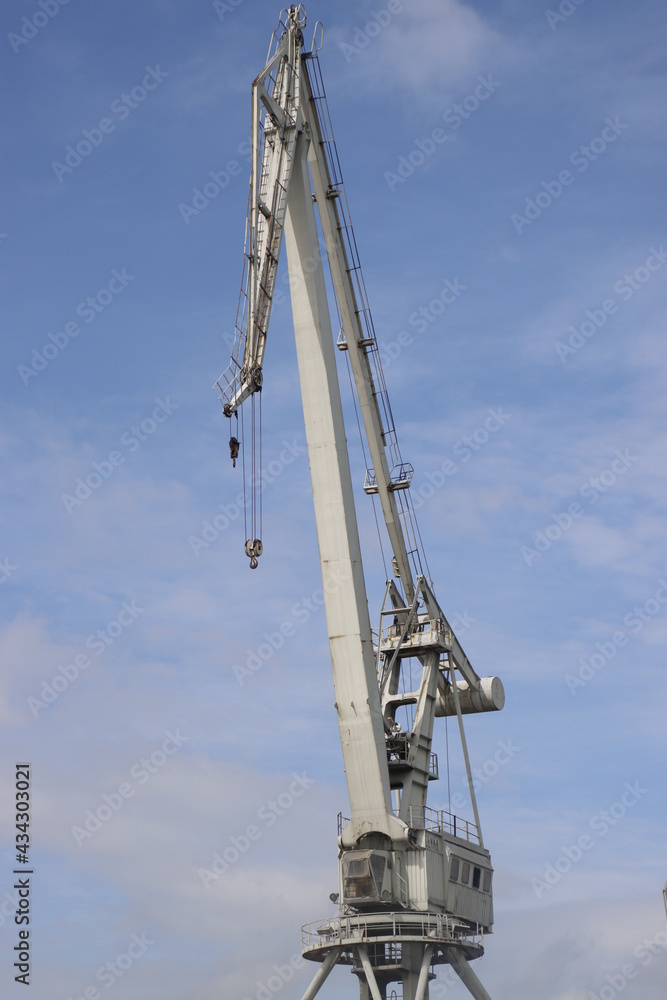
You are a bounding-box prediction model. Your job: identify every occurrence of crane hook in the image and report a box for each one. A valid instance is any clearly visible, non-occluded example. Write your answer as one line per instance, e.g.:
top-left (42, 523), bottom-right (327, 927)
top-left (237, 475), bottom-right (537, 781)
top-left (229, 436), bottom-right (240, 468)
top-left (245, 538), bottom-right (263, 569)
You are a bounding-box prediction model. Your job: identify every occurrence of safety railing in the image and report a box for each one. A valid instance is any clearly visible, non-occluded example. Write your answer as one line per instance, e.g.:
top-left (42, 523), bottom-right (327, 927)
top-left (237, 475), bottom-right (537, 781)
top-left (408, 805), bottom-right (480, 845)
top-left (337, 811), bottom-right (350, 837)
top-left (302, 912), bottom-right (484, 953)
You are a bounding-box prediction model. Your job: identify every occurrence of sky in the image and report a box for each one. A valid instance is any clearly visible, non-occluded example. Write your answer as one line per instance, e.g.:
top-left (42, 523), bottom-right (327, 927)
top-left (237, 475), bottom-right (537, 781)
top-left (1, 0), bottom-right (666, 998)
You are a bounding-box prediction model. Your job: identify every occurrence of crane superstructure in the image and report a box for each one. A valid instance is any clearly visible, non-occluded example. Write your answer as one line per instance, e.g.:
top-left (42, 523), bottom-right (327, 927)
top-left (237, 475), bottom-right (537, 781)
top-left (216, 9), bottom-right (505, 999)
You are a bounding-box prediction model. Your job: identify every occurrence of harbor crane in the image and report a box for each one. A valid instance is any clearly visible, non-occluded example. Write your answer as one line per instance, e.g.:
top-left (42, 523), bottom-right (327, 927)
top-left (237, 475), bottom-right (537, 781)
top-left (215, 8), bottom-right (505, 999)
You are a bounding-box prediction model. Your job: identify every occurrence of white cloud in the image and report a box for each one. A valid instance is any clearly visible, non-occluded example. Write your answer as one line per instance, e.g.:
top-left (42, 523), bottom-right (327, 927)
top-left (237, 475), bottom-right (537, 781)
top-left (375, 0), bottom-right (505, 91)
top-left (0, 616), bottom-right (80, 728)
top-left (328, 0), bottom-right (512, 102)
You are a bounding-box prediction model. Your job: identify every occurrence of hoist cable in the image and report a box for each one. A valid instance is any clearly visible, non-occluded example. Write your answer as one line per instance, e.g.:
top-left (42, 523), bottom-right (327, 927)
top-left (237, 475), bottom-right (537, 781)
top-left (370, 495), bottom-right (388, 583)
top-left (399, 655), bottom-right (409, 733)
top-left (241, 403), bottom-right (248, 543)
top-left (251, 393), bottom-right (256, 541)
top-left (445, 708), bottom-right (451, 815)
top-left (410, 493), bottom-right (432, 582)
top-left (259, 389), bottom-right (263, 542)
top-left (325, 242), bottom-right (389, 580)
top-left (343, 350), bottom-right (389, 581)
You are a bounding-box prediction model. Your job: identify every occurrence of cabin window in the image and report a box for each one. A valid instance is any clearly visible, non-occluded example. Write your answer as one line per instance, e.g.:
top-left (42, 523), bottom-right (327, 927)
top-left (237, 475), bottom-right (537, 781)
top-left (344, 859), bottom-right (368, 878)
top-left (449, 858), bottom-right (460, 882)
top-left (342, 855), bottom-right (382, 900)
top-left (482, 871), bottom-right (492, 893)
top-left (461, 862), bottom-right (470, 885)
top-left (472, 866), bottom-right (481, 889)
top-left (370, 853), bottom-right (387, 889)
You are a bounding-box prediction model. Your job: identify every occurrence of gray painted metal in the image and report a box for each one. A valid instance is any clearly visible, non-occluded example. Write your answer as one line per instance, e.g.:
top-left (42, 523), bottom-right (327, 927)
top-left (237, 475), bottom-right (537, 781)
top-left (300, 948), bottom-right (340, 1000)
top-left (217, 7), bottom-right (505, 999)
top-left (283, 130), bottom-right (406, 847)
top-left (443, 948), bottom-right (494, 1000)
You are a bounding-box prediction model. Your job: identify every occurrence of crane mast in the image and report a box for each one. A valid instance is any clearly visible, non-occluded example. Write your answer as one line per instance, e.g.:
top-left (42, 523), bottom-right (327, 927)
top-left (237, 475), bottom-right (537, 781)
top-left (216, 9), bottom-right (505, 999)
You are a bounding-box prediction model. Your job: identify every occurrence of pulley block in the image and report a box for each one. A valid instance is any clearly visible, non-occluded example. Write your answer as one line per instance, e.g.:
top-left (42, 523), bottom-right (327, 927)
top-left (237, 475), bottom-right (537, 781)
top-left (244, 538), bottom-right (263, 569)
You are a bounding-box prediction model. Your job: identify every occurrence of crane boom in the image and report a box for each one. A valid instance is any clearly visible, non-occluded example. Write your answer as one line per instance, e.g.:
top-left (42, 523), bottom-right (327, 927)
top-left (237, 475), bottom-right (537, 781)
top-left (283, 116), bottom-right (406, 846)
top-left (218, 19), bottom-right (303, 415)
top-left (215, 8), bottom-right (505, 999)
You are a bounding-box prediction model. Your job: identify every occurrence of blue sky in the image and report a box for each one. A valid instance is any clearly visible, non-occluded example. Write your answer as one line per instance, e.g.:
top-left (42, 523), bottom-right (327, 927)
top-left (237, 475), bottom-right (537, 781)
top-left (1, 1), bottom-right (666, 998)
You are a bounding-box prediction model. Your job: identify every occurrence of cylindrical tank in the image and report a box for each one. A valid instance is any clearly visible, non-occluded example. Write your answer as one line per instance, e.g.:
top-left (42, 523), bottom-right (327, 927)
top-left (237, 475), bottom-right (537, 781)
top-left (435, 676), bottom-right (505, 716)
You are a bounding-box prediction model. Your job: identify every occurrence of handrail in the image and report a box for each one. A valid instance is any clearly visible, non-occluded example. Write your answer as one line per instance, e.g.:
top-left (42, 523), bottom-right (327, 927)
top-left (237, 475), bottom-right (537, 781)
top-left (302, 912), bottom-right (484, 952)
top-left (408, 805), bottom-right (480, 845)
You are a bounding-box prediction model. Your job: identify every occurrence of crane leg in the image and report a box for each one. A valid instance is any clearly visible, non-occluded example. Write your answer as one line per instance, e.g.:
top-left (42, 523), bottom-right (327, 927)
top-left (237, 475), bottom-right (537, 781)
top-left (357, 945), bottom-right (384, 1000)
top-left (414, 942), bottom-right (435, 1000)
top-left (442, 948), bottom-right (493, 1000)
top-left (300, 948), bottom-right (341, 1000)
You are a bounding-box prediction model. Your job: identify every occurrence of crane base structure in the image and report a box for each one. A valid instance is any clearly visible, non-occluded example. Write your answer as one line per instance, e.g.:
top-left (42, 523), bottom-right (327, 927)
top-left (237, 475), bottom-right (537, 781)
top-left (215, 8), bottom-right (505, 1000)
top-left (300, 912), bottom-right (492, 1000)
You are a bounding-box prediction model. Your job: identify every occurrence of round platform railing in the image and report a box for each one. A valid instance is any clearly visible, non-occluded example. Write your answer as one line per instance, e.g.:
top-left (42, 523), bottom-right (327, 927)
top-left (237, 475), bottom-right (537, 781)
top-left (301, 911), bottom-right (484, 964)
